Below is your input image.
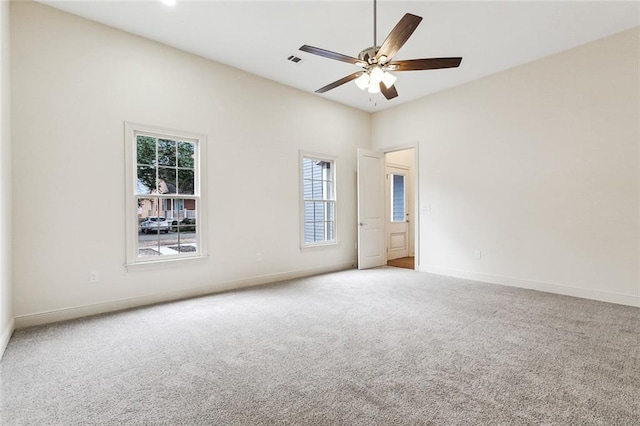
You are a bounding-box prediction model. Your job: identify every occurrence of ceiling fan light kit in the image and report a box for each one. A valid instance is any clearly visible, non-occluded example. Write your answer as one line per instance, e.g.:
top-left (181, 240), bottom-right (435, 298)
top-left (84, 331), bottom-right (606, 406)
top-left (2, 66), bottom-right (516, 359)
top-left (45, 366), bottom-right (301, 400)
top-left (299, 0), bottom-right (462, 101)
top-left (354, 73), bottom-right (370, 90)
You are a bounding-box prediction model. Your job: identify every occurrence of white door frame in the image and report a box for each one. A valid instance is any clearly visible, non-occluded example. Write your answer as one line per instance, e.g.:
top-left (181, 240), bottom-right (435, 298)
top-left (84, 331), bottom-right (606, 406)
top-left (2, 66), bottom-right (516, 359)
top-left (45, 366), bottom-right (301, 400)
top-left (381, 142), bottom-right (419, 270)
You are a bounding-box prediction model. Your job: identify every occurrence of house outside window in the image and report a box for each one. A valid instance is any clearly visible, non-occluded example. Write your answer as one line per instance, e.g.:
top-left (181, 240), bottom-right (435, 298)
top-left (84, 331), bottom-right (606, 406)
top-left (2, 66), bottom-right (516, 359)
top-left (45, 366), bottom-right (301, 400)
top-left (300, 152), bottom-right (337, 247)
top-left (125, 123), bottom-right (207, 268)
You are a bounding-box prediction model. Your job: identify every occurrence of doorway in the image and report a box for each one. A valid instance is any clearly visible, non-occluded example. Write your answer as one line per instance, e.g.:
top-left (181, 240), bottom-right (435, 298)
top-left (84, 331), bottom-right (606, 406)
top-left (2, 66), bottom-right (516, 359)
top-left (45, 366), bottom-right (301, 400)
top-left (385, 148), bottom-right (415, 270)
top-left (356, 145), bottom-right (418, 271)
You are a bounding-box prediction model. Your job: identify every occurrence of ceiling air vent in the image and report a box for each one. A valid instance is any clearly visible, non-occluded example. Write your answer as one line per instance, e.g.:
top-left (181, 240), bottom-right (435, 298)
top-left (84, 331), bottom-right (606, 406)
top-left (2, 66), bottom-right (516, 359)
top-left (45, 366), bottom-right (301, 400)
top-left (287, 55), bottom-right (303, 63)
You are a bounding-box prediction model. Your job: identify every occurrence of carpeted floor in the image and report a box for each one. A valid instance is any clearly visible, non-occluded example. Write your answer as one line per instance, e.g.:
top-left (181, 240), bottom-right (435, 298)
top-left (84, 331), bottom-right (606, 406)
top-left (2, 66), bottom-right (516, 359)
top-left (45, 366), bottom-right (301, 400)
top-left (1, 268), bottom-right (639, 425)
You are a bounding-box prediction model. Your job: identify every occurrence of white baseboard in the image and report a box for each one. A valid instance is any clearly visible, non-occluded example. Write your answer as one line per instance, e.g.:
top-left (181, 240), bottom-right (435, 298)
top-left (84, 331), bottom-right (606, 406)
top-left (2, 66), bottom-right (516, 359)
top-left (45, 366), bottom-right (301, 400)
top-left (14, 261), bottom-right (356, 329)
top-left (1, 318), bottom-right (15, 360)
top-left (421, 265), bottom-right (640, 307)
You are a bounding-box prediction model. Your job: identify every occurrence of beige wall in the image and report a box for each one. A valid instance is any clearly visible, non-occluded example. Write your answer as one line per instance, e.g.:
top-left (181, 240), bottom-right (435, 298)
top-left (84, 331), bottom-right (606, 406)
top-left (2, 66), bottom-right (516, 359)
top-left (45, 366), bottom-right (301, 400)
top-left (1, 0), bottom-right (14, 354)
top-left (373, 27), bottom-right (640, 306)
top-left (11, 2), bottom-right (370, 323)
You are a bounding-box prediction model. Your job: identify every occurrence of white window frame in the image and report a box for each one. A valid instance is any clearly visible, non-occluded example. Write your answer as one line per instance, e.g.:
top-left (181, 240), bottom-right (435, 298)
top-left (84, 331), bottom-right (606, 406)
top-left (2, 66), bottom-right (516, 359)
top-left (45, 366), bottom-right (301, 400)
top-left (299, 151), bottom-right (338, 248)
top-left (124, 122), bottom-right (208, 270)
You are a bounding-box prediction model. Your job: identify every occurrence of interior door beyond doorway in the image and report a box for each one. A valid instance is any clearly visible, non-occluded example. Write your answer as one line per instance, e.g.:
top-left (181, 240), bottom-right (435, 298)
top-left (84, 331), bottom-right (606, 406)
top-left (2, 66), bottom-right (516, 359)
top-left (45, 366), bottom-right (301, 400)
top-left (386, 165), bottom-right (410, 260)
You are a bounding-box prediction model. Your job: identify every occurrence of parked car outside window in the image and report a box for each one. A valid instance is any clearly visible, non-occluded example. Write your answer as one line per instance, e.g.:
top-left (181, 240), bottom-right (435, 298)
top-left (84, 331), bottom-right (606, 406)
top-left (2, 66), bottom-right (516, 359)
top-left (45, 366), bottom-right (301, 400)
top-left (140, 216), bottom-right (171, 234)
top-left (170, 217), bottom-right (196, 232)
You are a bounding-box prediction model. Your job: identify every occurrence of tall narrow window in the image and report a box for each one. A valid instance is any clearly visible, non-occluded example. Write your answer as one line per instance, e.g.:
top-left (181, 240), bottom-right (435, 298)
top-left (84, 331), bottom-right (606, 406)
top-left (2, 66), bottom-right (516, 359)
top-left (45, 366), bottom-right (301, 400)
top-left (301, 153), bottom-right (337, 246)
top-left (125, 123), bottom-right (207, 268)
top-left (391, 174), bottom-right (406, 222)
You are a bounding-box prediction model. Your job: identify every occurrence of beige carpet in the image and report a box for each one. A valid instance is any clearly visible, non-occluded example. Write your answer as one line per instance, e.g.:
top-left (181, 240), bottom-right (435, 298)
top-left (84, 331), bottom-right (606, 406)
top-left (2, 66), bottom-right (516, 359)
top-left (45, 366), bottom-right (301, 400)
top-left (1, 267), bottom-right (638, 425)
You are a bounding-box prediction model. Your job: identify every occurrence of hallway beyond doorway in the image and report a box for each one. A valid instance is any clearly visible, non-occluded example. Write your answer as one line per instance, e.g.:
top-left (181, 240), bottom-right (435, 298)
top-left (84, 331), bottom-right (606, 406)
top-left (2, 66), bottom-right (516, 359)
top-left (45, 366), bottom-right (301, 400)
top-left (387, 256), bottom-right (414, 270)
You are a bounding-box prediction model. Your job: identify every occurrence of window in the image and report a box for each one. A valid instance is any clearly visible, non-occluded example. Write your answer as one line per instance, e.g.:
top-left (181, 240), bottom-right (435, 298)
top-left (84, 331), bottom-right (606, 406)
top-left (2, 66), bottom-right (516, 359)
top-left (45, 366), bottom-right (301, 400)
top-left (390, 174), bottom-right (406, 222)
top-left (125, 123), bottom-right (206, 268)
top-left (300, 153), bottom-right (337, 246)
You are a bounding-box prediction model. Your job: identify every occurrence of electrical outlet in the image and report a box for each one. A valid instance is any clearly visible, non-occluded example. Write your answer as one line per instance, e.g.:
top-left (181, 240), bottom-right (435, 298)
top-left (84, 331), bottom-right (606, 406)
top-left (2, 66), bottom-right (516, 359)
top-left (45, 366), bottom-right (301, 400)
top-left (256, 252), bottom-right (262, 262)
top-left (474, 250), bottom-right (482, 260)
top-left (89, 271), bottom-right (99, 283)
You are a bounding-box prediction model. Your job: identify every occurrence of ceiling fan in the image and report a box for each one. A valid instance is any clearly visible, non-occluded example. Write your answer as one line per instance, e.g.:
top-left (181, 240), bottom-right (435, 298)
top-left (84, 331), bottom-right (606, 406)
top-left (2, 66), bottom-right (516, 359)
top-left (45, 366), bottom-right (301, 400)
top-left (299, 0), bottom-right (462, 100)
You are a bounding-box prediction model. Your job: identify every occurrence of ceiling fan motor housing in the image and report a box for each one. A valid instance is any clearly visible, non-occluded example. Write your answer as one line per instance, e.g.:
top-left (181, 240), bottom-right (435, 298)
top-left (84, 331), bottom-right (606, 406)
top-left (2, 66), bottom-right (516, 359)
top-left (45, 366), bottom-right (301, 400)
top-left (358, 46), bottom-right (380, 64)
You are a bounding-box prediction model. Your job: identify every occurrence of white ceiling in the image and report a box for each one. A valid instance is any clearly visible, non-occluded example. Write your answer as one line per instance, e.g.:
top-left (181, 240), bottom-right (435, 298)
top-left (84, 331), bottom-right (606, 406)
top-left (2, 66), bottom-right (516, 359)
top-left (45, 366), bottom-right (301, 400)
top-left (39, 1), bottom-right (640, 112)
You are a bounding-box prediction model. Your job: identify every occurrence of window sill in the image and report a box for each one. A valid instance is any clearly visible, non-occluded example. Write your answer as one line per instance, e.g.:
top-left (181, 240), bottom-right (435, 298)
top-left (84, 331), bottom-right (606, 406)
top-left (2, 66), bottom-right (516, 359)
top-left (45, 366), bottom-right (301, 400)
top-left (300, 241), bottom-right (339, 250)
top-left (125, 254), bottom-right (209, 272)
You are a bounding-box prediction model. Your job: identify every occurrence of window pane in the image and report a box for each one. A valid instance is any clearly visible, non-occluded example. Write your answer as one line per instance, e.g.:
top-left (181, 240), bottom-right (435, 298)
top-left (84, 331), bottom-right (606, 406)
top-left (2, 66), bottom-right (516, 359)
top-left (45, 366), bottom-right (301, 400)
top-left (137, 197), bottom-right (155, 222)
top-left (163, 217), bottom-right (198, 255)
top-left (314, 202), bottom-right (325, 221)
top-left (326, 202), bottom-right (334, 221)
top-left (310, 180), bottom-right (320, 200)
top-left (138, 198), bottom-right (197, 258)
top-left (157, 139), bottom-right (176, 167)
top-left (304, 202), bottom-right (314, 222)
top-left (326, 221), bottom-right (335, 241)
top-left (321, 162), bottom-right (332, 181)
top-left (136, 166), bottom-right (154, 195)
top-left (158, 168), bottom-right (177, 194)
top-left (178, 224), bottom-right (198, 254)
top-left (168, 200), bottom-right (192, 231)
top-left (311, 160), bottom-right (323, 180)
top-left (392, 174), bottom-right (405, 222)
top-left (314, 221), bottom-right (324, 241)
top-left (163, 198), bottom-right (176, 221)
top-left (138, 197), bottom-right (161, 257)
top-left (309, 160), bottom-right (329, 180)
top-left (323, 179), bottom-right (333, 200)
top-left (302, 158), bottom-right (312, 180)
top-left (136, 135), bottom-right (156, 166)
top-left (178, 169), bottom-right (195, 195)
top-left (175, 212), bottom-right (197, 251)
top-left (303, 179), bottom-right (312, 200)
top-left (304, 222), bottom-right (315, 242)
top-left (177, 141), bottom-right (195, 168)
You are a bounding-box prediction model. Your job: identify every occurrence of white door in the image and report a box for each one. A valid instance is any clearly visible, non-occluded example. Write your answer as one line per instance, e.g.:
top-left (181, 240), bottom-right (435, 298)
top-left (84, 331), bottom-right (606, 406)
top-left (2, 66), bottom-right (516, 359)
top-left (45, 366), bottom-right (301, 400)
top-left (357, 148), bottom-right (386, 269)
top-left (386, 165), bottom-right (410, 260)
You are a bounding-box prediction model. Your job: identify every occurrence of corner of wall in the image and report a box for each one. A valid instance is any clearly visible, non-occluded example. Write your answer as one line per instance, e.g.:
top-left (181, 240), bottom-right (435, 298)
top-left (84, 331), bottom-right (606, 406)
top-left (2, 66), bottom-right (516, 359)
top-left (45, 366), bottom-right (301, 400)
top-left (0, 318), bottom-right (15, 359)
top-left (0, 0), bottom-right (14, 359)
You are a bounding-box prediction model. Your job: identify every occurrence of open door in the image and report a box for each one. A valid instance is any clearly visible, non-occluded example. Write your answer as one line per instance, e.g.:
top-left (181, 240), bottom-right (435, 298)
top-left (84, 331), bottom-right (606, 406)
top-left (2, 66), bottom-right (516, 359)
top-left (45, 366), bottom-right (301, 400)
top-left (357, 148), bottom-right (386, 269)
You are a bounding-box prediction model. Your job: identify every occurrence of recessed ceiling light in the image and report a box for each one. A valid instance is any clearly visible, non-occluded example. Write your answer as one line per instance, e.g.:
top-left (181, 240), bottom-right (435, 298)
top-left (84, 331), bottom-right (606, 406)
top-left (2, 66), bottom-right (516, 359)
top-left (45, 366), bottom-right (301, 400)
top-left (160, 0), bottom-right (177, 6)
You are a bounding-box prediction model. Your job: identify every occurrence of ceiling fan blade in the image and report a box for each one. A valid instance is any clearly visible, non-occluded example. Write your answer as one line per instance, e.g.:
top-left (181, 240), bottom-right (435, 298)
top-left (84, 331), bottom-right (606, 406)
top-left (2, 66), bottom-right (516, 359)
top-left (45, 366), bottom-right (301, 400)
top-left (315, 72), bottom-right (364, 94)
top-left (300, 45), bottom-right (362, 65)
top-left (380, 83), bottom-right (398, 100)
top-left (389, 57), bottom-right (463, 71)
top-left (376, 13), bottom-right (423, 61)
